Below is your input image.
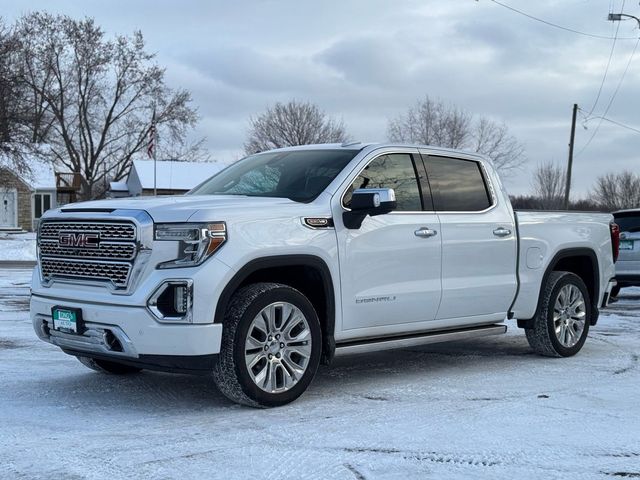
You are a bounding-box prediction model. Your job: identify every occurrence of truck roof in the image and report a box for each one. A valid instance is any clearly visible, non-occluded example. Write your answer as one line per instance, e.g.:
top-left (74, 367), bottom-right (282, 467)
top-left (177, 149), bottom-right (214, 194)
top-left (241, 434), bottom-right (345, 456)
top-left (262, 142), bottom-right (491, 163)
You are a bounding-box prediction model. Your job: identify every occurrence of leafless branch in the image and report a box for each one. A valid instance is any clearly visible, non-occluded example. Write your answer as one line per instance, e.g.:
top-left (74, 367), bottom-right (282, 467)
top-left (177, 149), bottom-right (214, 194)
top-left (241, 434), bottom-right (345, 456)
top-left (244, 100), bottom-right (349, 154)
top-left (388, 96), bottom-right (526, 174)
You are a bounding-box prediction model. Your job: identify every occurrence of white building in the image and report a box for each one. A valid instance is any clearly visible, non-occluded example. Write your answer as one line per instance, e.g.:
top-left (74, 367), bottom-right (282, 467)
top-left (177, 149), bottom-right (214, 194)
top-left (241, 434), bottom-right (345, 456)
top-left (0, 159), bottom-right (58, 231)
top-left (110, 160), bottom-right (225, 197)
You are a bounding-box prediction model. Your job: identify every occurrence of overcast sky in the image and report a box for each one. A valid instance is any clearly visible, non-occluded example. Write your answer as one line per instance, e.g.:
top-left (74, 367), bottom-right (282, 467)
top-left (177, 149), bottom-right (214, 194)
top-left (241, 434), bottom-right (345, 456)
top-left (1, 0), bottom-right (639, 197)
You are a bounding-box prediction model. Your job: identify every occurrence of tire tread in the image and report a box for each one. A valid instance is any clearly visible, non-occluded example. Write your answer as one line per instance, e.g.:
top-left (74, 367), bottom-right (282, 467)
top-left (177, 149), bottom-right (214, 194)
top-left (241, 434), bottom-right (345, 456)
top-left (212, 282), bottom-right (310, 408)
top-left (525, 271), bottom-right (590, 357)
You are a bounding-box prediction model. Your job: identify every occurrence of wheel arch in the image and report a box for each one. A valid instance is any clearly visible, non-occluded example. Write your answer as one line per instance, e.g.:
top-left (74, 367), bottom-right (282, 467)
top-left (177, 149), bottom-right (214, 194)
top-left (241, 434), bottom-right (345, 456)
top-left (519, 247), bottom-right (600, 328)
top-left (214, 255), bottom-right (336, 363)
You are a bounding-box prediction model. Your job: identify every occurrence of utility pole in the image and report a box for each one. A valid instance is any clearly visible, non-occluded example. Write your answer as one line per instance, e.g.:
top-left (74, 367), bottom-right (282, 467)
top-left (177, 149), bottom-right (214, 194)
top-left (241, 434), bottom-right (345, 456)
top-left (564, 103), bottom-right (578, 210)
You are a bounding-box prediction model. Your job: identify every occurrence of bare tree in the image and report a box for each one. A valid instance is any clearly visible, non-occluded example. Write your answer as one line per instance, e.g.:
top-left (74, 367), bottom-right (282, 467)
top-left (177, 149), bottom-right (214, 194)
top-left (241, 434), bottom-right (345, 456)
top-left (245, 100), bottom-right (349, 154)
top-left (511, 194), bottom-right (599, 211)
top-left (592, 171), bottom-right (640, 211)
top-left (0, 18), bottom-right (17, 144)
top-left (158, 137), bottom-right (211, 163)
top-left (13, 13), bottom-right (200, 199)
top-left (388, 96), bottom-right (526, 173)
top-left (0, 18), bottom-right (35, 175)
top-left (531, 161), bottom-right (566, 209)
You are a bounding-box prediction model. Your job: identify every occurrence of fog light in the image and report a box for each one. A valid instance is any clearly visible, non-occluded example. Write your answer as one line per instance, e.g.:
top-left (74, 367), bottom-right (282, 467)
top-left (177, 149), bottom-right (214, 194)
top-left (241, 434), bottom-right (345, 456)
top-left (174, 284), bottom-right (188, 314)
top-left (147, 280), bottom-right (193, 322)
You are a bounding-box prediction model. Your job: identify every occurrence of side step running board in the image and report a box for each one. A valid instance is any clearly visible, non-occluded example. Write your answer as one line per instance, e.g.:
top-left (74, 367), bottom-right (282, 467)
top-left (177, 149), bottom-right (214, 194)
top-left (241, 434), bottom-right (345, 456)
top-left (334, 324), bottom-right (507, 357)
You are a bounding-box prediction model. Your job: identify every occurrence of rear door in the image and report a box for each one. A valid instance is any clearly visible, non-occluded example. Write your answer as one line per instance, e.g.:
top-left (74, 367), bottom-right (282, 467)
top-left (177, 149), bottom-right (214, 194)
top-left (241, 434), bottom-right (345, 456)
top-left (421, 153), bottom-right (517, 322)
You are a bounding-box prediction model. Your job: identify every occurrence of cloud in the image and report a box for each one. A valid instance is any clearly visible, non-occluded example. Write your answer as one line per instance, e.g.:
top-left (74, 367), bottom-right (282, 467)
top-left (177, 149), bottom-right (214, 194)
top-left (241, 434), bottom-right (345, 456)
top-left (1, 0), bottom-right (639, 195)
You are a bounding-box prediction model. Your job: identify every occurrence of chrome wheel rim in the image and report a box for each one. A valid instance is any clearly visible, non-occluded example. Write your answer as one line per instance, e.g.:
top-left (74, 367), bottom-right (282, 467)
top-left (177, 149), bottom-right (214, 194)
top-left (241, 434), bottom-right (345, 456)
top-left (244, 302), bottom-right (312, 393)
top-left (553, 284), bottom-right (586, 348)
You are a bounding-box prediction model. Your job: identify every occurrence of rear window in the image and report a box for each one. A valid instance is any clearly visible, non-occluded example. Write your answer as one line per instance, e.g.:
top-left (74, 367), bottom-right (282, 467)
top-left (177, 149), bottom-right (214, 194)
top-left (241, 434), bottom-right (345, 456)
top-left (425, 156), bottom-right (492, 212)
top-left (614, 213), bottom-right (640, 233)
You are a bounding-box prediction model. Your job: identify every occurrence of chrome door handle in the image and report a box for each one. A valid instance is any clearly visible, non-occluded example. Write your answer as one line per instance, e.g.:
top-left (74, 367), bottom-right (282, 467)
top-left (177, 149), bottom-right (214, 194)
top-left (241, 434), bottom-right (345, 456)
top-left (415, 227), bottom-right (438, 238)
top-left (493, 227), bottom-right (512, 237)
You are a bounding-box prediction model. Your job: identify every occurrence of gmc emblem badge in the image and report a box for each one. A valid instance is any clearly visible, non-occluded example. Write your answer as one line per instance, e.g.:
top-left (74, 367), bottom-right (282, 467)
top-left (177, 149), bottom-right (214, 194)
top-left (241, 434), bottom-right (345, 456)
top-left (58, 232), bottom-right (101, 248)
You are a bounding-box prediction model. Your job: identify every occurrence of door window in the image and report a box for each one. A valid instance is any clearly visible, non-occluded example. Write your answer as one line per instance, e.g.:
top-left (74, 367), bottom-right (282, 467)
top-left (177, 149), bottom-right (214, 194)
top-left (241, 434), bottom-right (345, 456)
top-left (343, 153), bottom-right (424, 211)
top-left (425, 157), bottom-right (492, 212)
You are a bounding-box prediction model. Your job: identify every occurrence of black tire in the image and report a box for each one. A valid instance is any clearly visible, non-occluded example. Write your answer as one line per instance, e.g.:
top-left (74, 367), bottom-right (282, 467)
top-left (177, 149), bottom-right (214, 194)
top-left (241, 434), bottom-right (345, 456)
top-left (525, 271), bottom-right (591, 357)
top-left (212, 282), bottom-right (322, 408)
top-left (610, 285), bottom-right (621, 299)
top-left (76, 356), bottom-right (142, 374)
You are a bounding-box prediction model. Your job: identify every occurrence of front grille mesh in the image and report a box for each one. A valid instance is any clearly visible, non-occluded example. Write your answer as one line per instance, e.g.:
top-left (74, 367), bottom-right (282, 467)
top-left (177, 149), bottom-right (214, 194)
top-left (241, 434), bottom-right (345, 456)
top-left (40, 258), bottom-right (131, 287)
top-left (40, 222), bottom-right (135, 240)
top-left (39, 239), bottom-right (136, 260)
top-left (39, 220), bottom-right (138, 289)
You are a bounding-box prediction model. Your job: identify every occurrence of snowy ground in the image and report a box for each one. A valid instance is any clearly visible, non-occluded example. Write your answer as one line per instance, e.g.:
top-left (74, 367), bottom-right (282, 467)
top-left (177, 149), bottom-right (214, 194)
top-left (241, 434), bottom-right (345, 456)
top-left (0, 232), bottom-right (36, 261)
top-left (1, 267), bottom-right (639, 480)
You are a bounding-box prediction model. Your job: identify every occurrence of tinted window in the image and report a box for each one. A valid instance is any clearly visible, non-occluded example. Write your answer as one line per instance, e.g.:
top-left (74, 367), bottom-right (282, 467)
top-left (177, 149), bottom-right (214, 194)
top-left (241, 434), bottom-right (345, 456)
top-left (614, 213), bottom-right (640, 233)
top-left (343, 153), bottom-right (423, 211)
top-left (189, 149), bottom-right (358, 202)
top-left (426, 157), bottom-right (492, 211)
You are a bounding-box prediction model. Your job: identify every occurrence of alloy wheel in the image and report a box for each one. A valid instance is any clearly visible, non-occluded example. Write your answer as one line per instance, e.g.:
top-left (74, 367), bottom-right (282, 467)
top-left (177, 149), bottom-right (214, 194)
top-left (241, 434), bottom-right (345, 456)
top-left (553, 284), bottom-right (586, 348)
top-left (244, 302), bottom-right (312, 393)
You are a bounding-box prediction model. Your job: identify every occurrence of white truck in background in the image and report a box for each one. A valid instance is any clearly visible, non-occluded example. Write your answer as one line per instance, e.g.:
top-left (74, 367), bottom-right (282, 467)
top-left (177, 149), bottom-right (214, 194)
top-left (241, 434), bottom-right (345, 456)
top-left (31, 143), bottom-right (619, 407)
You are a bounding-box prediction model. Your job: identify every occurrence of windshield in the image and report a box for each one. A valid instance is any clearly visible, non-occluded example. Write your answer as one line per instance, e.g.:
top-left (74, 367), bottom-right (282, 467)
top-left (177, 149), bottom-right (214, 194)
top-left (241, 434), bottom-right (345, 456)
top-left (189, 149), bottom-right (359, 202)
top-left (614, 213), bottom-right (640, 233)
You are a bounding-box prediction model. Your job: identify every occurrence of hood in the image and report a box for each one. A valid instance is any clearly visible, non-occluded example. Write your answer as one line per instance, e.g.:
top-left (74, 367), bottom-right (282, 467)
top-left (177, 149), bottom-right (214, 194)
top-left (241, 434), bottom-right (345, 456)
top-left (53, 194), bottom-right (300, 222)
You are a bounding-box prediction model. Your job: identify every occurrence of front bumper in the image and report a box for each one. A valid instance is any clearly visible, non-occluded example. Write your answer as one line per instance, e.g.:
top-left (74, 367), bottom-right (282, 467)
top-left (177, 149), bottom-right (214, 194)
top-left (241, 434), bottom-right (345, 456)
top-left (31, 294), bottom-right (223, 371)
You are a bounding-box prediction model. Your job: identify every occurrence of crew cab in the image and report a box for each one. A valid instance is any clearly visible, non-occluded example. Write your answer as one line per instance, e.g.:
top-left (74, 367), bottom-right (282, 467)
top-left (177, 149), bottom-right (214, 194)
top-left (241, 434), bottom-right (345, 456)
top-left (30, 143), bottom-right (619, 407)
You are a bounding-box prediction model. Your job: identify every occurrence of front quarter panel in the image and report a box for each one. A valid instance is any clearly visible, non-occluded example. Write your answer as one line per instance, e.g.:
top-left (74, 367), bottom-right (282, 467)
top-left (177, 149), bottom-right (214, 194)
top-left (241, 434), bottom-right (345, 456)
top-left (187, 201), bottom-right (343, 328)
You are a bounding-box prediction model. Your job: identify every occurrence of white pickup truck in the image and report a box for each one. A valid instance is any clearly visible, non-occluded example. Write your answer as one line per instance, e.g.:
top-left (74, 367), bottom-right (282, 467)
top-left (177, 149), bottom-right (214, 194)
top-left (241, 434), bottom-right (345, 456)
top-left (31, 143), bottom-right (619, 407)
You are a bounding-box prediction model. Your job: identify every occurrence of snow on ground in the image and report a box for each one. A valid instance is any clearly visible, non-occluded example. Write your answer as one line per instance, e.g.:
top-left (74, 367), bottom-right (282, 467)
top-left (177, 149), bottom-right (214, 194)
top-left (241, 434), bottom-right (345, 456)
top-left (0, 267), bottom-right (639, 479)
top-left (0, 232), bottom-right (36, 261)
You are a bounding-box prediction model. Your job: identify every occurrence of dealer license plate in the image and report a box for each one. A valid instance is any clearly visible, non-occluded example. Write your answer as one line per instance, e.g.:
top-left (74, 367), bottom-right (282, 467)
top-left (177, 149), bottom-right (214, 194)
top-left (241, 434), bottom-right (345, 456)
top-left (620, 240), bottom-right (634, 250)
top-left (52, 307), bottom-right (82, 334)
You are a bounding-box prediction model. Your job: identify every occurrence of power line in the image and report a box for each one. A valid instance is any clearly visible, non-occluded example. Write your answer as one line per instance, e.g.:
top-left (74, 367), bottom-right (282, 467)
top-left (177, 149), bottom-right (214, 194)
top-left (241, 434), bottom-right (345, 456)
top-left (487, 0), bottom-right (637, 40)
top-left (584, 113), bottom-right (640, 135)
top-left (585, 0), bottom-right (625, 117)
top-left (577, 35), bottom-right (640, 155)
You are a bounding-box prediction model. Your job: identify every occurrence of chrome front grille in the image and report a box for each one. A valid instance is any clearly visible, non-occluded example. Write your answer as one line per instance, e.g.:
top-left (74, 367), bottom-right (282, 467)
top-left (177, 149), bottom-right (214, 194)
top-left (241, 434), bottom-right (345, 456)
top-left (38, 220), bottom-right (139, 289)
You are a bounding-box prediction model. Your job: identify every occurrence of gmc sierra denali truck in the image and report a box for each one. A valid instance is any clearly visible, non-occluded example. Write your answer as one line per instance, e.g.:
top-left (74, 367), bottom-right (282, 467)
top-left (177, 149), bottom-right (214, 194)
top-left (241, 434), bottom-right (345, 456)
top-left (31, 143), bottom-right (619, 407)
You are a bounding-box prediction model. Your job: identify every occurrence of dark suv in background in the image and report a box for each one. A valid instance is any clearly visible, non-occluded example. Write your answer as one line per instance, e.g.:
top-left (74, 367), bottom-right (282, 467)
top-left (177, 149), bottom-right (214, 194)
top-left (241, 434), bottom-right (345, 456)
top-left (612, 209), bottom-right (640, 297)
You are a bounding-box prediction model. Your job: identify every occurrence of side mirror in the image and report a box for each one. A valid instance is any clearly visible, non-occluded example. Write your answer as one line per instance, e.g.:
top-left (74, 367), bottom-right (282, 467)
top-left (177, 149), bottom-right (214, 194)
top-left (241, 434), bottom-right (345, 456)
top-left (343, 188), bottom-right (397, 229)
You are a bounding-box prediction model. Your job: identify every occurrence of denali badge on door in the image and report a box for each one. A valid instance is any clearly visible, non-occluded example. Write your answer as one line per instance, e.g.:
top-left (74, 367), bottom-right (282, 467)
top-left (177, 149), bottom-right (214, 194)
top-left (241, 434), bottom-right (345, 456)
top-left (51, 306), bottom-right (83, 334)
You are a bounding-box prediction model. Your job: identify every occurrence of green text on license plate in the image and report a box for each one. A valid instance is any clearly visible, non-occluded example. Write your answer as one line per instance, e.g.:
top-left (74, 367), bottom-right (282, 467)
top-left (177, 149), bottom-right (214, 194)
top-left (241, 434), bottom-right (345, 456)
top-left (620, 240), bottom-right (634, 250)
top-left (52, 308), bottom-right (78, 333)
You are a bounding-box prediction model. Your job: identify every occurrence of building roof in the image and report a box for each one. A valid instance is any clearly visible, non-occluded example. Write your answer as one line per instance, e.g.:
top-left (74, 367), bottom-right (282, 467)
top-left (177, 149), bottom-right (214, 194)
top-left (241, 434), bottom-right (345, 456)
top-left (109, 181), bottom-right (129, 192)
top-left (0, 152), bottom-right (56, 190)
top-left (132, 159), bottom-right (225, 191)
top-left (25, 161), bottom-right (56, 190)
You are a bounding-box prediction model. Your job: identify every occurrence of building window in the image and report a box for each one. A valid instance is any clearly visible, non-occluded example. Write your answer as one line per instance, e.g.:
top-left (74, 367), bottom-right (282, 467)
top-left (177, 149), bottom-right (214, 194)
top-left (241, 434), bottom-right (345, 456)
top-left (34, 193), bottom-right (52, 219)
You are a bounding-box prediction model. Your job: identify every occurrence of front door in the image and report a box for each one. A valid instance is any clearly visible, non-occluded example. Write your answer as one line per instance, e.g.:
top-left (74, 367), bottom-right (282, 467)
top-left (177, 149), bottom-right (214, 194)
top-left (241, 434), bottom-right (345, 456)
top-left (0, 189), bottom-right (17, 228)
top-left (333, 149), bottom-right (442, 339)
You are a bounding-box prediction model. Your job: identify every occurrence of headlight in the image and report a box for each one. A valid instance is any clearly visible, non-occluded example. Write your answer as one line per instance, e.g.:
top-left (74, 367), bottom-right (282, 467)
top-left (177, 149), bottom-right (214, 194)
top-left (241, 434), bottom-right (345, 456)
top-left (154, 222), bottom-right (226, 269)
